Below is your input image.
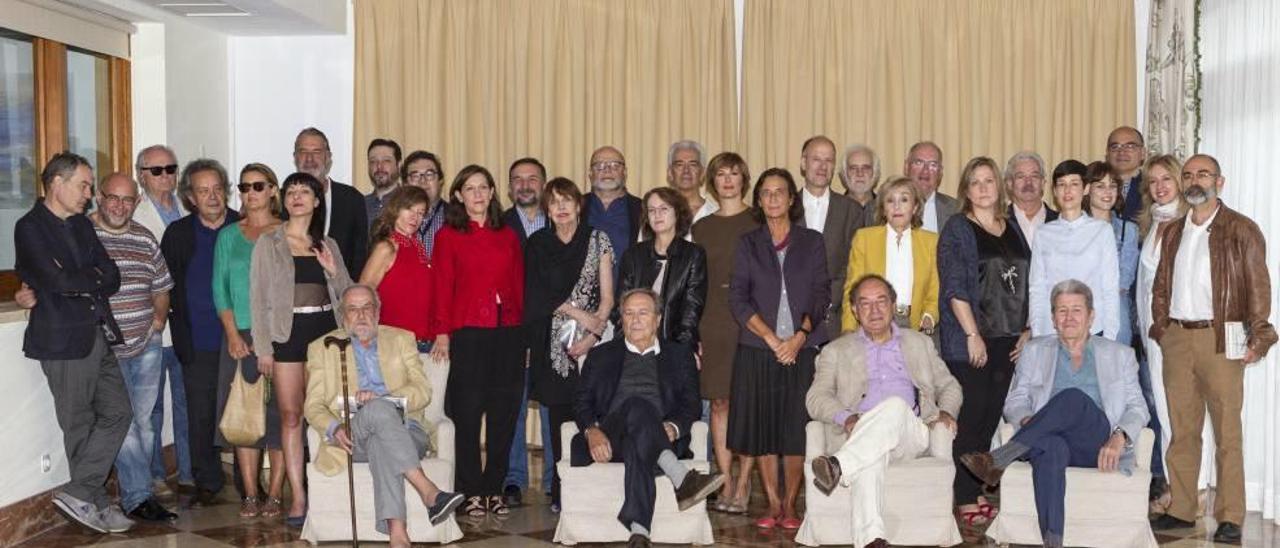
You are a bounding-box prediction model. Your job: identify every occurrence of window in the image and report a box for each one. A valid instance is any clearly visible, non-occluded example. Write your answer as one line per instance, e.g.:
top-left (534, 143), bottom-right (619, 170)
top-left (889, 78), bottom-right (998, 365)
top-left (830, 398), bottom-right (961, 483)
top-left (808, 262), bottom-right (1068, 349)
top-left (65, 47), bottom-right (111, 176)
top-left (0, 29), bottom-right (35, 272)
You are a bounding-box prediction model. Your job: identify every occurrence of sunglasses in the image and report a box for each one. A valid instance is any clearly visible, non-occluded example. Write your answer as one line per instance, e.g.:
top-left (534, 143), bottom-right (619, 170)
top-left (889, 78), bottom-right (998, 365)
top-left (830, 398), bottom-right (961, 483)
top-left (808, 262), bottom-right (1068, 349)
top-left (238, 181), bottom-right (272, 193)
top-left (141, 164), bottom-right (178, 177)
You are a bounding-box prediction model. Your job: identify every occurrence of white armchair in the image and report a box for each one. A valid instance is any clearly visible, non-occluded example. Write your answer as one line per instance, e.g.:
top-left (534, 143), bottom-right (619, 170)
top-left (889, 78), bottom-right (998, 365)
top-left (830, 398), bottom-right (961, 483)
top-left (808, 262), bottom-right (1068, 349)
top-left (553, 420), bottom-right (714, 545)
top-left (796, 420), bottom-right (963, 547)
top-left (985, 424), bottom-right (1157, 548)
top-left (301, 354), bottom-right (464, 545)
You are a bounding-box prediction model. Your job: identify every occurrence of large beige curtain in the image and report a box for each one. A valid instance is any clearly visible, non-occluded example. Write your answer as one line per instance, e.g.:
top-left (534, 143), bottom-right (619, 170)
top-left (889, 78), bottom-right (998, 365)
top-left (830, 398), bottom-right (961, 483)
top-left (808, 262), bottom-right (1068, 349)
top-left (741, 0), bottom-right (1136, 196)
top-left (353, 0), bottom-right (738, 199)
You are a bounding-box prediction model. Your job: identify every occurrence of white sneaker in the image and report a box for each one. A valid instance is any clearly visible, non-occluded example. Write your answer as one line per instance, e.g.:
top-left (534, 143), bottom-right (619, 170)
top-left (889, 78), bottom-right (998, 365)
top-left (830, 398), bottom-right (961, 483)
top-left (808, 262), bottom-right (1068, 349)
top-left (51, 492), bottom-right (107, 533)
top-left (97, 504), bottom-right (135, 533)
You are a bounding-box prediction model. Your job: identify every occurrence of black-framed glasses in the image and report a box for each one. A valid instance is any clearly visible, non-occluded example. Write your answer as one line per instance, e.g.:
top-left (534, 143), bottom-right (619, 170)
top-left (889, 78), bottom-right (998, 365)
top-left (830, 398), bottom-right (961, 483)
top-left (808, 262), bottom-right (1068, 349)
top-left (141, 164), bottom-right (178, 177)
top-left (238, 181), bottom-right (270, 193)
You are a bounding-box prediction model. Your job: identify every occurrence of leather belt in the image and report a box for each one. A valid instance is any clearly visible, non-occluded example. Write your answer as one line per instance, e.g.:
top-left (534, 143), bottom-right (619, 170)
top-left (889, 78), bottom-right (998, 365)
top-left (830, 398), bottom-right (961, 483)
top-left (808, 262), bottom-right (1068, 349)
top-left (293, 304), bottom-right (334, 314)
top-left (1171, 319), bottom-right (1212, 330)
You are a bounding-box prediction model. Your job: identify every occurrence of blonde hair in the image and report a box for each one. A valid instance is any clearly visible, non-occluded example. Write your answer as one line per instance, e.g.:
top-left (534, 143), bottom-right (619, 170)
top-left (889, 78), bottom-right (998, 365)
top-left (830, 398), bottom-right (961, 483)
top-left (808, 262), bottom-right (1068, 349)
top-left (956, 156), bottom-right (1008, 220)
top-left (874, 176), bottom-right (924, 228)
top-left (1137, 154), bottom-right (1189, 236)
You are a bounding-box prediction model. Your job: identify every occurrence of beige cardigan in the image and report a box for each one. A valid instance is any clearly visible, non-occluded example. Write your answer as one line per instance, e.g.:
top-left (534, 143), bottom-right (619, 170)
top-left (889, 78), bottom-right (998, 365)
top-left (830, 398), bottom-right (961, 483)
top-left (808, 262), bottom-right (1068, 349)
top-left (249, 225), bottom-right (353, 359)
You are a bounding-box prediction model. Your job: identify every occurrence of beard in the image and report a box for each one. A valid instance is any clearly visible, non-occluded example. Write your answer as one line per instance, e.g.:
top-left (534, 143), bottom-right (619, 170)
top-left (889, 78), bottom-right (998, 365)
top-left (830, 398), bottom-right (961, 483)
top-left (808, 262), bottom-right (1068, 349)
top-left (593, 177), bottom-right (623, 192)
top-left (371, 171), bottom-right (395, 190)
top-left (1183, 185), bottom-right (1214, 206)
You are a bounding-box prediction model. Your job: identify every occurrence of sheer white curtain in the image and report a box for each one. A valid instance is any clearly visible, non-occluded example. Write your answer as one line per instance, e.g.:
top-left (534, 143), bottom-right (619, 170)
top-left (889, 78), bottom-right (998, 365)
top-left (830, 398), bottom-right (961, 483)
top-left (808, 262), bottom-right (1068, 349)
top-left (1199, 0), bottom-right (1280, 523)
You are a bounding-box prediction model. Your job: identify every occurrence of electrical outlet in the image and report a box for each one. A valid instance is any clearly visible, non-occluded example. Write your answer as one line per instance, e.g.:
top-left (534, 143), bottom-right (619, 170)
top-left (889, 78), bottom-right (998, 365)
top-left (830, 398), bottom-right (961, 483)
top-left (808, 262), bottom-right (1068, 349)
top-left (40, 453), bottom-right (52, 473)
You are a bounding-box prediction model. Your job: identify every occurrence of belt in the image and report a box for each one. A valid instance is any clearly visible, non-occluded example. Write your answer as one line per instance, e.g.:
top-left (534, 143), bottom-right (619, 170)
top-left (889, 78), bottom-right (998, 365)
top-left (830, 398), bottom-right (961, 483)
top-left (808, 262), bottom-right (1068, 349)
top-left (293, 304), bottom-right (334, 314)
top-left (1171, 319), bottom-right (1212, 330)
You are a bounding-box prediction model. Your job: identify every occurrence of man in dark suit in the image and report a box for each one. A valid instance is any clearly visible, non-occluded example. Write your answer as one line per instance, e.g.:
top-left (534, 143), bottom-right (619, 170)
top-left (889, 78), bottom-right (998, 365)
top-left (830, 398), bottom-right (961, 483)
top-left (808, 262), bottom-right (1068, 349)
top-left (797, 135), bottom-right (866, 339)
top-left (904, 141), bottom-right (958, 233)
top-left (1005, 150), bottom-right (1059, 247)
top-left (1105, 126), bottom-right (1147, 223)
top-left (291, 127), bottom-right (369, 276)
top-left (502, 157), bottom-right (547, 244)
top-left (572, 288), bottom-right (724, 548)
top-left (15, 152), bottom-right (133, 534)
top-left (582, 146), bottom-right (643, 268)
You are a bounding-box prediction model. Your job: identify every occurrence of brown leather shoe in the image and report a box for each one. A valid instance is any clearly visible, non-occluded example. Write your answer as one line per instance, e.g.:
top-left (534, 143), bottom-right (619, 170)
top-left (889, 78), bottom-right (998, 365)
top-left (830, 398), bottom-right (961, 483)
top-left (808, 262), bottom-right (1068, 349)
top-left (674, 470), bottom-right (726, 511)
top-left (864, 538), bottom-right (889, 548)
top-left (811, 455), bottom-right (842, 496)
top-left (959, 452), bottom-right (1005, 487)
top-left (627, 533), bottom-right (652, 547)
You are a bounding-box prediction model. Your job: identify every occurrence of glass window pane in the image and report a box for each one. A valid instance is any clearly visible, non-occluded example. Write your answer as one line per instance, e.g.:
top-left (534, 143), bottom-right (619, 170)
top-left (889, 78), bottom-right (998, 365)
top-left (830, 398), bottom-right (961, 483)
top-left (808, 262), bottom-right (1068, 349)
top-left (66, 47), bottom-right (111, 177)
top-left (0, 29), bottom-right (36, 271)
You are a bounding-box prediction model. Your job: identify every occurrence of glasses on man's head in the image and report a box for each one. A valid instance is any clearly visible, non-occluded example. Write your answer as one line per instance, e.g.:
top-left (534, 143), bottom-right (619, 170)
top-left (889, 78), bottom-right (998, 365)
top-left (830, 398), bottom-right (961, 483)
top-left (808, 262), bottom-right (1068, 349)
top-left (1107, 142), bottom-right (1143, 153)
top-left (592, 160), bottom-right (625, 173)
top-left (407, 169), bottom-right (440, 182)
top-left (1181, 170), bottom-right (1219, 183)
top-left (100, 194), bottom-right (138, 207)
top-left (238, 181), bottom-right (270, 193)
top-left (141, 164), bottom-right (178, 177)
top-left (909, 159), bottom-right (941, 171)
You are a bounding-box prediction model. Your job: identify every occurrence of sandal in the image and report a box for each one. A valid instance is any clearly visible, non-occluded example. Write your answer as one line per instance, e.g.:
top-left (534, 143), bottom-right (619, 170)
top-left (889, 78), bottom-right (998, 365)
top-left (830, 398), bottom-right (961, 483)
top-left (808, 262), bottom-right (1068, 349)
top-left (780, 516), bottom-right (802, 530)
top-left (462, 496), bottom-right (486, 517)
top-left (977, 501), bottom-right (998, 519)
top-left (958, 508), bottom-right (990, 527)
top-left (488, 495), bottom-right (510, 516)
top-left (239, 497), bottom-right (260, 518)
top-left (259, 497), bottom-right (282, 518)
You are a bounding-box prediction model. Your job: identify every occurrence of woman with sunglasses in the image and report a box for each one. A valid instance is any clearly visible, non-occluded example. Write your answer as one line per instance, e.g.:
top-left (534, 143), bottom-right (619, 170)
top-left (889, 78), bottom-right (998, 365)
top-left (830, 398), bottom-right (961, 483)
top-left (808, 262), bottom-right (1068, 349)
top-left (360, 185), bottom-right (436, 351)
top-left (213, 164), bottom-right (285, 518)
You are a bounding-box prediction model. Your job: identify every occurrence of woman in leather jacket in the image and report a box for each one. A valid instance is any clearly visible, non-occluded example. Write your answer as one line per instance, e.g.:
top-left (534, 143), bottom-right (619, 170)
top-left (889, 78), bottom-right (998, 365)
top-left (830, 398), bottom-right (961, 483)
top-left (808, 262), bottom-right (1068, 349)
top-left (616, 187), bottom-right (708, 346)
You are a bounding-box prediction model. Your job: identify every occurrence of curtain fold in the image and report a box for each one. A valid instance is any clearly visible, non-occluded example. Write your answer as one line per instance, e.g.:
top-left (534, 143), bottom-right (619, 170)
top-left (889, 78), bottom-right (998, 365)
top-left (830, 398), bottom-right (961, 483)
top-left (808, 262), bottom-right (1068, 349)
top-left (740, 0), bottom-right (1136, 194)
top-left (1199, 0), bottom-right (1280, 523)
top-left (1143, 0), bottom-right (1200, 159)
top-left (353, 0), bottom-right (738, 198)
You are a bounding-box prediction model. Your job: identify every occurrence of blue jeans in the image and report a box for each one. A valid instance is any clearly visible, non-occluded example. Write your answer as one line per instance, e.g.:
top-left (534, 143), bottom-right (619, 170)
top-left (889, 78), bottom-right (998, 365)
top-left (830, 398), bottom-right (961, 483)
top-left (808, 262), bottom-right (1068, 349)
top-left (114, 338), bottom-right (164, 511)
top-left (151, 346), bottom-right (193, 484)
top-left (505, 369), bottom-right (554, 494)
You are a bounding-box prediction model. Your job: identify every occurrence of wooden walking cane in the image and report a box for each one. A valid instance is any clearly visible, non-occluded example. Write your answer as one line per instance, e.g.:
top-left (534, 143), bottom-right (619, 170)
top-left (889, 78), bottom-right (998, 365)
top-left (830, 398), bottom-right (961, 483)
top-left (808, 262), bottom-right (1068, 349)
top-left (324, 336), bottom-right (359, 547)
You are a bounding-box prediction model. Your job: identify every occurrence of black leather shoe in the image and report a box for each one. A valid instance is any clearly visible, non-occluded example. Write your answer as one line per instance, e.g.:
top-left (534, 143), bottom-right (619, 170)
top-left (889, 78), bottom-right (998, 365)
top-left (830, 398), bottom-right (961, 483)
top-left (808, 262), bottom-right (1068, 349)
top-left (128, 498), bottom-right (178, 521)
top-left (502, 484), bottom-right (523, 507)
top-left (627, 533), bottom-right (652, 547)
top-left (1213, 521), bottom-right (1242, 544)
top-left (673, 470), bottom-right (725, 511)
top-left (190, 488), bottom-right (220, 508)
top-left (1149, 513), bottom-right (1195, 530)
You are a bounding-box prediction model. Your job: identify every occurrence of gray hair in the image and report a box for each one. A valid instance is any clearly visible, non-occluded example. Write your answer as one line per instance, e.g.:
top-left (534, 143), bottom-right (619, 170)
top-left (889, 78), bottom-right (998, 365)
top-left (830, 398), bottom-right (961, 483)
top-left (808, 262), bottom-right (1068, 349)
top-left (1004, 150), bottom-right (1046, 183)
top-left (667, 140), bottom-right (704, 167)
top-left (178, 159), bottom-right (230, 206)
top-left (619, 287), bottom-right (661, 314)
top-left (40, 151), bottom-right (92, 191)
top-left (341, 284), bottom-right (381, 311)
top-left (839, 143), bottom-right (881, 186)
top-left (135, 144), bottom-right (177, 171)
top-left (907, 141), bottom-right (943, 164)
top-left (1050, 279), bottom-right (1094, 312)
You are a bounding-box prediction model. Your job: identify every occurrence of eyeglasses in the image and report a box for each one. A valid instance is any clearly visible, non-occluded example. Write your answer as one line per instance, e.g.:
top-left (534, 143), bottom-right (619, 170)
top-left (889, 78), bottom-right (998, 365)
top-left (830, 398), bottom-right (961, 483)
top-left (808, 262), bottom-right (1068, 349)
top-left (646, 205), bottom-right (673, 216)
top-left (140, 164), bottom-right (178, 177)
top-left (100, 194), bottom-right (138, 207)
top-left (407, 169), bottom-right (440, 182)
top-left (1108, 142), bottom-right (1143, 153)
top-left (1181, 170), bottom-right (1219, 183)
top-left (238, 181), bottom-right (271, 193)
top-left (591, 160), bottom-right (625, 173)
top-left (1013, 173), bottom-right (1044, 183)
top-left (909, 159), bottom-right (941, 171)
top-left (847, 164), bottom-right (874, 175)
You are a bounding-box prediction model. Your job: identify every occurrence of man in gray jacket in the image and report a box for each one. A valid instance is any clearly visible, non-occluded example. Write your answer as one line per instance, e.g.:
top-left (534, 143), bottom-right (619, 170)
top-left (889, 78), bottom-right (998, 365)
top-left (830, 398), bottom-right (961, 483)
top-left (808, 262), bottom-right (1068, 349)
top-left (959, 279), bottom-right (1149, 548)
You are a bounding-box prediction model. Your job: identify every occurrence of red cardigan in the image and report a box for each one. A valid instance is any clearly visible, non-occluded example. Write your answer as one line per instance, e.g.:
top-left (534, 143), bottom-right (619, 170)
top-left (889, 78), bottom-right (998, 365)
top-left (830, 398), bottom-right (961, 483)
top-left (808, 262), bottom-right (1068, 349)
top-left (431, 221), bottom-right (525, 334)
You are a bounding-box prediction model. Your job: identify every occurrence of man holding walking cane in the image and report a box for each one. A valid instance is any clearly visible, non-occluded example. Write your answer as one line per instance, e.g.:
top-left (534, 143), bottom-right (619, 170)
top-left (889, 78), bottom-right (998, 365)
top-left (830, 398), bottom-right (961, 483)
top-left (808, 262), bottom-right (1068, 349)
top-left (305, 285), bottom-right (464, 547)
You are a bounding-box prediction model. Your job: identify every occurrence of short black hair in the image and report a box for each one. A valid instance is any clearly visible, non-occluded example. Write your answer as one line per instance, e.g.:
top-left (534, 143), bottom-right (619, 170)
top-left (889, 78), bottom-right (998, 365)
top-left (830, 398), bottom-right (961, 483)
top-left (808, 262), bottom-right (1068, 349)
top-left (281, 172), bottom-right (327, 246)
top-left (401, 150), bottom-right (443, 183)
top-left (1051, 159), bottom-right (1088, 186)
top-left (40, 151), bottom-right (92, 191)
top-left (508, 157), bottom-right (547, 181)
top-left (367, 138), bottom-right (403, 164)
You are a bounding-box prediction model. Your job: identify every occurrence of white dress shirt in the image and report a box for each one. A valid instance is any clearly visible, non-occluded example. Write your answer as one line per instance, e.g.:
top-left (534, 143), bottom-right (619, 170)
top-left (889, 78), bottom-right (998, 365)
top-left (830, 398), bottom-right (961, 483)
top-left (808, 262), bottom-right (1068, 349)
top-left (1013, 203), bottom-right (1048, 246)
top-left (803, 187), bottom-right (832, 231)
top-left (884, 225), bottom-right (914, 308)
top-left (922, 192), bottom-right (939, 233)
top-left (1028, 213), bottom-right (1120, 339)
top-left (1170, 206), bottom-right (1219, 321)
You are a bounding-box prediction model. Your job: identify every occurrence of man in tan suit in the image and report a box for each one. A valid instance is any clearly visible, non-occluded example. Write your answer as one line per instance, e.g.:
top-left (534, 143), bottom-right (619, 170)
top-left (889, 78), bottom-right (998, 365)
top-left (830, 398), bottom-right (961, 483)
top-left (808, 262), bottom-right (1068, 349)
top-left (806, 274), bottom-right (962, 548)
top-left (304, 285), bottom-right (463, 548)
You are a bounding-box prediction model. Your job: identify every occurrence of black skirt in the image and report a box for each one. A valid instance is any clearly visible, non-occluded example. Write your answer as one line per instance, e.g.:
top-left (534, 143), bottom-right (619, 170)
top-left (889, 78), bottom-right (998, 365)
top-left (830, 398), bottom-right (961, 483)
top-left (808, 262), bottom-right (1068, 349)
top-left (726, 344), bottom-right (816, 456)
top-left (272, 310), bottom-right (336, 362)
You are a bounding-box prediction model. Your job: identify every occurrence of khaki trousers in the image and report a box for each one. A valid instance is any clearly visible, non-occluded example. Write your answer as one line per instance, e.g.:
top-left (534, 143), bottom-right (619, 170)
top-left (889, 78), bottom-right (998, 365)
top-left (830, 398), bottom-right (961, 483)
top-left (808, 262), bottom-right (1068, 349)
top-left (1160, 324), bottom-right (1245, 524)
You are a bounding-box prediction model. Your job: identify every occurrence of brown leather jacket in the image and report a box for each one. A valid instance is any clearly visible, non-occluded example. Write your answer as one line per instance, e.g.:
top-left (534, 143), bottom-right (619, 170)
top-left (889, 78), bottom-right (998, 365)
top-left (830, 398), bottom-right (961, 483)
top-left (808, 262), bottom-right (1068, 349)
top-left (1150, 201), bottom-right (1277, 357)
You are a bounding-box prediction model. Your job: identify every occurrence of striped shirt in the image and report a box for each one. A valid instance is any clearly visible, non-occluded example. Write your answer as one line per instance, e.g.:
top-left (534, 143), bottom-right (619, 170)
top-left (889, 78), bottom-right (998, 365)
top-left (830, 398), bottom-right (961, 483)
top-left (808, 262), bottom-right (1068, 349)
top-left (96, 220), bottom-right (174, 358)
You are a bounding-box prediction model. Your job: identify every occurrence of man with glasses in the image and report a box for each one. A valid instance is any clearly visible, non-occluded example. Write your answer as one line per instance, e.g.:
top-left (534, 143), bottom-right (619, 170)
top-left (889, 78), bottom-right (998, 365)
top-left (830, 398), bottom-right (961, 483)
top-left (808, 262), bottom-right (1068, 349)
top-left (583, 146), bottom-right (643, 269)
top-left (666, 140), bottom-right (715, 223)
top-left (1004, 151), bottom-right (1059, 247)
top-left (1104, 127), bottom-right (1147, 222)
top-left (1148, 154), bottom-right (1276, 544)
top-left (400, 150), bottom-right (447, 260)
top-left (839, 144), bottom-right (881, 209)
top-left (291, 127), bottom-right (370, 276)
top-left (365, 138), bottom-right (403, 224)
top-left (904, 141), bottom-right (958, 233)
top-left (799, 135), bottom-right (867, 339)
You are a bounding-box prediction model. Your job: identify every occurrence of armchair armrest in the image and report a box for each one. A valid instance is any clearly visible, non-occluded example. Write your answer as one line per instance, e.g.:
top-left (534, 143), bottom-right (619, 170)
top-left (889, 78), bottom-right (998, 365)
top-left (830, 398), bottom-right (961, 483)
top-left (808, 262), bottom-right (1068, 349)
top-left (805, 421), bottom-right (826, 460)
top-left (560, 421), bottom-right (579, 464)
top-left (927, 421), bottom-right (955, 459)
top-left (689, 421), bottom-right (709, 461)
top-left (1135, 427), bottom-right (1154, 472)
top-left (998, 422), bottom-right (1015, 445)
top-left (307, 427), bottom-right (322, 462)
top-left (434, 417), bottom-right (456, 464)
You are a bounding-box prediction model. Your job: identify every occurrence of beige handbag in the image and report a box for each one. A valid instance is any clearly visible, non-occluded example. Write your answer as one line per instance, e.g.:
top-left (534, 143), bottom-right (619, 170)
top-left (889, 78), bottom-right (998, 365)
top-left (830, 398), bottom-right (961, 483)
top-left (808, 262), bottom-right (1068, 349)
top-left (219, 359), bottom-right (267, 447)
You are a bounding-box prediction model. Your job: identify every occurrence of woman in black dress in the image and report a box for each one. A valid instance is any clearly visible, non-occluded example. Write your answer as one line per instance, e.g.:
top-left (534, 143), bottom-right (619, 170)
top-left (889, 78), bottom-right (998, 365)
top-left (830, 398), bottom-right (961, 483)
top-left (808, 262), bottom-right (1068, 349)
top-left (523, 177), bottom-right (614, 508)
top-left (937, 156), bottom-right (1032, 526)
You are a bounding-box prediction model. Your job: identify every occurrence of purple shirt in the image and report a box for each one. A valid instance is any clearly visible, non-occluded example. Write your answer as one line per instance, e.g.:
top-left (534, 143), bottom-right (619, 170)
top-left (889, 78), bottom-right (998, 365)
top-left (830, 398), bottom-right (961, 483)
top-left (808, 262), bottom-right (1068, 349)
top-left (834, 325), bottom-right (918, 424)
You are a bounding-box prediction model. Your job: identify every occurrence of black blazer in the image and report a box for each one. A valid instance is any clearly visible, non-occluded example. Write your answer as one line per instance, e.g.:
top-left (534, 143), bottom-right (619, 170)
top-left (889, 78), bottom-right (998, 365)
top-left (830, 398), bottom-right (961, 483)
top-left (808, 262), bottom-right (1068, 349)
top-left (571, 338), bottom-right (701, 462)
top-left (615, 238), bottom-right (708, 345)
top-left (15, 202), bottom-right (122, 360)
top-left (282, 180), bottom-right (368, 277)
top-left (161, 210), bottom-right (240, 364)
top-left (502, 207), bottom-right (537, 247)
top-left (582, 192), bottom-right (644, 246)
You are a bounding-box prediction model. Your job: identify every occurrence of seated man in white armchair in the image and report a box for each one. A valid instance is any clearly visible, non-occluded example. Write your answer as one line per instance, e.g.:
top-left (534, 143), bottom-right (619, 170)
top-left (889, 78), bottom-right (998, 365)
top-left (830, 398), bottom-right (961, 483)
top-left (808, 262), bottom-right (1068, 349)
top-left (958, 279), bottom-right (1148, 548)
top-left (304, 285), bottom-right (464, 548)
top-left (806, 274), bottom-right (962, 548)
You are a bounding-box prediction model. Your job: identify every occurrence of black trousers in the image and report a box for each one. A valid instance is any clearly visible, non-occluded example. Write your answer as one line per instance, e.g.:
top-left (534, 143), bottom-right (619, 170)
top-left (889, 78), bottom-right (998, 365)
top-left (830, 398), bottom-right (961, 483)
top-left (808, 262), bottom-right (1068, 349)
top-left (571, 397), bottom-right (672, 531)
top-left (950, 335), bottom-right (1018, 505)
top-left (446, 327), bottom-right (524, 497)
top-left (182, 349), bottom-right (225, 493)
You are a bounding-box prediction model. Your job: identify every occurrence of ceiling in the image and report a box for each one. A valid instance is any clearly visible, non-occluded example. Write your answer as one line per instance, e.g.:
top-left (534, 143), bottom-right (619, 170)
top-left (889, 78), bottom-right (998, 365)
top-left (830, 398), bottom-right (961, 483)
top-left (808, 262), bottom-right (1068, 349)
top-left (56, 0), bottom-right (347, 35)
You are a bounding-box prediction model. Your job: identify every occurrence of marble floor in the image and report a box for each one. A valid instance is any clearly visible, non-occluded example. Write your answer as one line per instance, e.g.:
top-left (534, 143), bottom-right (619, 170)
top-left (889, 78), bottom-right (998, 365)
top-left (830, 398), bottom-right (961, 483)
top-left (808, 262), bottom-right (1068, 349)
top-left (19, 450), bottom-right (1278, 547)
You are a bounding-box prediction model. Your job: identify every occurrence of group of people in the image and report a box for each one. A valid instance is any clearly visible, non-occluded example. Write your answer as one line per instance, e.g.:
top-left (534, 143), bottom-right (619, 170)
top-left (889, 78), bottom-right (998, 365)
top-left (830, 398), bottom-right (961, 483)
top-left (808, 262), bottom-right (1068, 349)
top-left (14, 124), bottom-right (1274, 548)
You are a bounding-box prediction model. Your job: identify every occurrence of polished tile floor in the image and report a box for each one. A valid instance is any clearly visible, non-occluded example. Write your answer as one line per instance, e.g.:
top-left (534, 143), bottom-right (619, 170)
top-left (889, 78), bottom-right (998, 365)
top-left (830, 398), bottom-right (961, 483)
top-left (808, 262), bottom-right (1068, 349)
top-left (20, 450), bottom-right (1277, 547)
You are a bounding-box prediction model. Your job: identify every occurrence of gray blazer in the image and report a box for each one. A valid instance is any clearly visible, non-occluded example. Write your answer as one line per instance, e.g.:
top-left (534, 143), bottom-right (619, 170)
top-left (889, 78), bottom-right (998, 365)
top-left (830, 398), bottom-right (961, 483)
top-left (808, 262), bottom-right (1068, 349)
top-left (934, 192), bottom-right (959, 233)
top-left (799, 192), bottom-right (867, 339)
top-left (1004, 335), bottom-right (1149, 472)
top-left (249, 225), bottom-right (353, 359)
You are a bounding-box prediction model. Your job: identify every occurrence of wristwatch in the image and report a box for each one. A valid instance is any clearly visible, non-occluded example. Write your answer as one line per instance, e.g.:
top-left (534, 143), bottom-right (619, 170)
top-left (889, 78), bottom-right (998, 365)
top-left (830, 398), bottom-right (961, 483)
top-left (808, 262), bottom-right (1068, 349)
top-left (1112, 427), bottom-right (1132, 449)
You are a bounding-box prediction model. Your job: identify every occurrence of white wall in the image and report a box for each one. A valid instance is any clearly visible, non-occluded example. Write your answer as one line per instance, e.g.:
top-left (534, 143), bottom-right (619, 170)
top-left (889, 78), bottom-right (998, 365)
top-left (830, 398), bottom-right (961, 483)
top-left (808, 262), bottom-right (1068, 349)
top-left (0, 320), bottom-right (71, 508)
top-left (163, 17), bottom-right (231, 165)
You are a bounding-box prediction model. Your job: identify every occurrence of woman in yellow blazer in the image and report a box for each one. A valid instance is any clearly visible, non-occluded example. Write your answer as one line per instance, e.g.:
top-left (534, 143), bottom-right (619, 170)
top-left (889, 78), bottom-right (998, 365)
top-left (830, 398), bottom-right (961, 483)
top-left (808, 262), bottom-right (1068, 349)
top-left (840, 176), bottom-right (941, 332)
